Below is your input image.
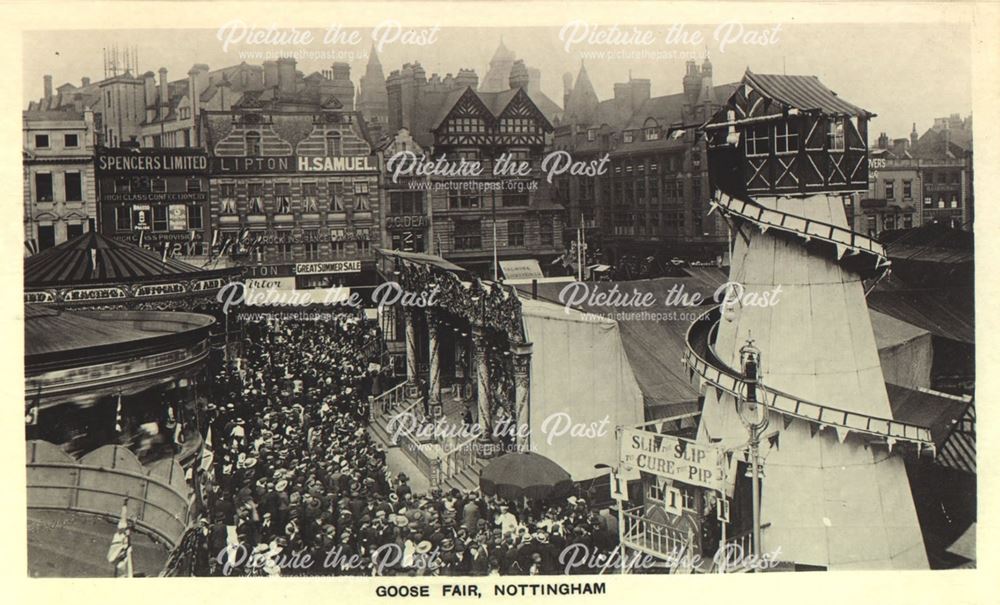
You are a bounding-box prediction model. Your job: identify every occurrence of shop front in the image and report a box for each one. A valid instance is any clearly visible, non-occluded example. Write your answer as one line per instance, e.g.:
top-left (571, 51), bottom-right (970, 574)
top-left (95, 147), bottom-right (211, 257)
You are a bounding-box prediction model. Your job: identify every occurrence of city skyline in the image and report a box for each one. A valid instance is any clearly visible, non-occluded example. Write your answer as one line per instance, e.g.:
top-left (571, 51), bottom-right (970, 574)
top-left (24, 22), bottom-right (970, 139)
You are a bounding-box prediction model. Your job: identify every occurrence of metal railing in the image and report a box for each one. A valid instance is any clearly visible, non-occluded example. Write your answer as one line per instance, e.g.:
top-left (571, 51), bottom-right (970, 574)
top-left (369, 380), bottom-right (409, 421)
top-left (439, 433), bottom-right (481, 481)
top-left (396, 421), bottom-right (442, 488)
top-left (621, 506), bottom-right (692, 565)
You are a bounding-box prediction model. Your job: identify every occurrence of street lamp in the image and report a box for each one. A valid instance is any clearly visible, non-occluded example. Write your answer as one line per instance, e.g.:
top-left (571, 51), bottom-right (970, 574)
top-left (736, 338), bottom-right (768, 571)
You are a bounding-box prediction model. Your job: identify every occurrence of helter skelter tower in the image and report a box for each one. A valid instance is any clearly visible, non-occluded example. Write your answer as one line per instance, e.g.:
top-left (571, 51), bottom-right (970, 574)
top-left (684, 71), bottom-right (933, 569)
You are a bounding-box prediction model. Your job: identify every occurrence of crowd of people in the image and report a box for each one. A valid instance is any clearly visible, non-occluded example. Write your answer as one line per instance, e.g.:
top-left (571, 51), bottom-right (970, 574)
top-left (185, 311), bottom-right (620, 577)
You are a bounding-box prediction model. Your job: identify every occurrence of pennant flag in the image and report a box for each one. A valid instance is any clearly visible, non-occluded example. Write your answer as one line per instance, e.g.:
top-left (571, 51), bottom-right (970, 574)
top-left (808, 422), bottom-right (820, 439)
top-left (713, 386), bottom-right (724, 401)
top-left (199, 427), bottom-right (214, 473)
top-left (885, 437), bottom-right (896, 453)
top-left (835, 243), bottom-right (847, 260)
top-left (106, 501), bottom-right (133, 577)
top-left (834, 426), bottom-right (850, 444)
top-left (24, 238), bottom-right (39, 256)
top-left (89, 248), bottom-right (98, 272)
top-left (767, 432), bottom-right (780, 450)
top-left (114, 394), bottom-right (123, 434)
top-left (782, 416), bottom-right (793, 430)
top-left (138, 229), bottom-right (144, 249)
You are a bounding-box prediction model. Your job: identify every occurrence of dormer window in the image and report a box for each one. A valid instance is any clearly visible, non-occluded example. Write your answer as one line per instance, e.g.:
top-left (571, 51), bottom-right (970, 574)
top-left (645, 128), bottom-right (659, 141)
top-left (623, 130), bottom-right (634, 144)
top-left (774, 122), bottom-right (798, 154)
top-left (326, 131), bottom-right (342, 155)
top-left (245, 131), bottom-right (261, 156)
top-left (587, 129), bottom-right (596, 142)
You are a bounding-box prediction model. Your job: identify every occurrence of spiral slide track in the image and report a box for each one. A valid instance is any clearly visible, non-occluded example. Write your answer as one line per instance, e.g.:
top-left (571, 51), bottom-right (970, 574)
top-left (686, 191), bottom-right (931, 569)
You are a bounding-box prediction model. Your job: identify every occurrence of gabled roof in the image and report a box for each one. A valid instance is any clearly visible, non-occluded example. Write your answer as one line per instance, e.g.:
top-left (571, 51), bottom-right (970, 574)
top-left (427, 86), bottom-right (554, 138)
top-left (743, 70), bottom-right (872, 117)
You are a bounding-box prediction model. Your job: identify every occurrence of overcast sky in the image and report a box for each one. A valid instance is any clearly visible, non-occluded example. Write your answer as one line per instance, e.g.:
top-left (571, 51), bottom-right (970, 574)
top-left (23, 23), bottom-right (970, 138)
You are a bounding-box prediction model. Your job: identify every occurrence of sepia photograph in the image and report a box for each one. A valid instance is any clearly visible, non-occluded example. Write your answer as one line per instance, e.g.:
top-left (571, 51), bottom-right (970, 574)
top-left (16, 3), bottom-right (984, 591)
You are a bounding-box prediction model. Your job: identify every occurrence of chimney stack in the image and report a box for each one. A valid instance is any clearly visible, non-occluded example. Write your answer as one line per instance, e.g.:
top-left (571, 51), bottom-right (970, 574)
top-left (158, 67), bottom-right (169, 119)
top-left (277, 57), bottom-right (297, 93)
top-left (81, 77), bottom-right (91, 87)
top-left (263, 61), bottom-right (279, 88)
top-left (43, 75), bottom-right (52, 100)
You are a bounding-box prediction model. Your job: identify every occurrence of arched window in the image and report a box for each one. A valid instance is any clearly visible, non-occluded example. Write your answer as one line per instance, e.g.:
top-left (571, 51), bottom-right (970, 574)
top-left (245, 131), bottom-right (261, 156)
top-left (326, 131), bottom-right (342, 155)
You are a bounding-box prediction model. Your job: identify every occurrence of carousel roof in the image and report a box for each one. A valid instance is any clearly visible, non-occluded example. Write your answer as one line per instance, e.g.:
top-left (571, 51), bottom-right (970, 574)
top-left (24, 231), bottom-right (206, 288)
top-left (25, 305), bottom-right (215, 360)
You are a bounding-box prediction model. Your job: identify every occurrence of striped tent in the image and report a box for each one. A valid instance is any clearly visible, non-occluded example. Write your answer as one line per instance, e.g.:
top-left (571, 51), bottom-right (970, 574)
top-left (25, 231), bottom-right (204, 287)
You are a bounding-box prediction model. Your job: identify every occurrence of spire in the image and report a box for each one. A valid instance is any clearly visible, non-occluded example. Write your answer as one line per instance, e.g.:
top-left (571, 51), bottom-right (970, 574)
top-left (481, 38), bottom-right (517, 92)
top-left (564, 61), bottom-right (599, 125)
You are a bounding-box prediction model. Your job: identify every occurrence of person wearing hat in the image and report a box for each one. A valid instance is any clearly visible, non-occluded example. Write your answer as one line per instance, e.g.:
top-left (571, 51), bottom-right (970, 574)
top-left (462, 497), bottom-right (481, 534)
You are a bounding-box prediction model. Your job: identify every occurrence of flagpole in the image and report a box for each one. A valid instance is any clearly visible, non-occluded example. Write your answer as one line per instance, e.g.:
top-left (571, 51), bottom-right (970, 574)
top-left (492, 188), bottom-right (498, 281)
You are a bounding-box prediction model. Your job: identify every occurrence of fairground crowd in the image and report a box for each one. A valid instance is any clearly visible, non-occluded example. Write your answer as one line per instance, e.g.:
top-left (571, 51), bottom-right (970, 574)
top-left (187, 312), bottom-right (620, 576)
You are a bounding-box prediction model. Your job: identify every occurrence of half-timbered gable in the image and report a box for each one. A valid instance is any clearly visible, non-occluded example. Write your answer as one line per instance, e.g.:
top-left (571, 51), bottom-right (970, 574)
top-left (494, 88), bottom-right (550, 147)
top-left (705, 70), bottom-right (873, 198)
top-left (431, 87), bottom-right (552, 149)
top-left (434, 88), bottom-right (495, 147)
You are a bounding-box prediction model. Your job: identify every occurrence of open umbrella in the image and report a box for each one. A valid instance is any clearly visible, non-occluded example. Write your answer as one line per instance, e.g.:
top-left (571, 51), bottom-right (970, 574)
top-left (479, 452), bottom-right (573, 500)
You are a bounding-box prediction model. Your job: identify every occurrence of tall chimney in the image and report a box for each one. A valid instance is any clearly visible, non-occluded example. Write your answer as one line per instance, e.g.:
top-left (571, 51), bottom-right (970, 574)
top-left (158, 67), bottom-right (169, 119)
top-left (43, 75), bottom-right (52, 100)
